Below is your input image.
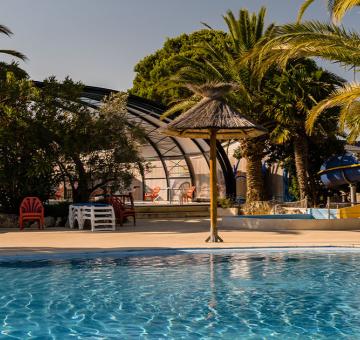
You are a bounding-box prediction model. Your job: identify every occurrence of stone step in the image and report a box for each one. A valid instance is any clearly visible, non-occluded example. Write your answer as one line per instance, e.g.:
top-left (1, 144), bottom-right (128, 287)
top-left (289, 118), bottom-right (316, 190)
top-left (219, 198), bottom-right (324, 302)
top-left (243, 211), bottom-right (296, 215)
top-left (137, 211), bottom-right (210, 219)
top-left (135, 204), bottom-right (209, 214)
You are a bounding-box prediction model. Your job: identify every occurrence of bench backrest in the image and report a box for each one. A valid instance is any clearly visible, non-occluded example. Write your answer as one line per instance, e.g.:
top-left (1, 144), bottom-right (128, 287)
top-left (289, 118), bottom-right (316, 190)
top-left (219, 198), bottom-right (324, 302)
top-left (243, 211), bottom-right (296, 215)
top-left (107, 193), bottom-right (134, 213)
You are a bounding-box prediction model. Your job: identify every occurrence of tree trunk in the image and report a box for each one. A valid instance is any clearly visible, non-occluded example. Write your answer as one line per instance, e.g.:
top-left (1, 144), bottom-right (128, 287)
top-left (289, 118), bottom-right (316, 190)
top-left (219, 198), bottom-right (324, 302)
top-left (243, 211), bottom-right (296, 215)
top-left (308, 171), bottom-right (318, 205)
top-left (72, 186), bottom-right (92, 203)
top-left (293, 135), bottom-right (309, 201)
top-left (239, 138), bottom-right (266, 202)
top-left (72, 155), bottom-right (92, 203)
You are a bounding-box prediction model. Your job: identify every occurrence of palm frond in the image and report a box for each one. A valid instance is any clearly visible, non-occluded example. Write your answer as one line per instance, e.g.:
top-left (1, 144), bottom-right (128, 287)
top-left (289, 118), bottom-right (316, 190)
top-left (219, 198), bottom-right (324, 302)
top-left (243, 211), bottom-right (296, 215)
top-left (255, 7), bottom-right (266, 41)
top-left (0, 24), bottom-right (13, 36)
top-left (223, 10), bottom-right (241, 54)
top-left (159, 7), bottom-right (273, 124)
top-left (306, 82), bottom-right (360, 134)
top-left (160, 97), bottom-right (198, 120)
top-left (201, 22), bottom-right (213, 30)
top-left (341, 101), bottom-right (360, 142)
top-left (0, 24), bottom-right (27, 60)
top-left (330, 0), bottom-right (360, 23)
top-left (297, 0), bottom-right (315, 22)
top-left (270, 125), bottom-right (291, 144)
top-left (298, 0), bottom-right (360, 23)
top-left (0, 49), bottom-right (27, 61)
top-left (250, 21), bottom-right (360, 77)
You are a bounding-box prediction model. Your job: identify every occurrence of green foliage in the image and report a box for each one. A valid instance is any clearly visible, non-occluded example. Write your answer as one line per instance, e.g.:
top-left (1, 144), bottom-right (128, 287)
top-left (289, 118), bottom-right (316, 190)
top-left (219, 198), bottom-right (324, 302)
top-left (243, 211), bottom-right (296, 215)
top-left (0, 61), bottom-right (28, 79)
top-left (0, 65), bottom-right (146, 211)
top-left (132, 5), bottom-right (348, 203)
top-left (161, 7), bottom-right (275, 120)
top-left (288, 176), bottom-right (300, 201)
top-left (262, 59), bottom-right (345, 200)
top-left (307, 83), bottom-right (360, 142)
top-left (266, 134), bottom-right (345, 203)
top-left (152, 7), bottom-right (276, 202)
top-left (131, 29), bottom-right (228, 105)
top-left (247, 2), bottom-right (360, 140)
top-left (264, 59), bottom-right (343, 142)
top-left (0, 64), bottom-right (56, 212)
top-left (33, 77), bottom-right (145, 202)
top-left (218, 197), bottom-right (233, 208)
top-left (252, 22), bottom-right (360, 74)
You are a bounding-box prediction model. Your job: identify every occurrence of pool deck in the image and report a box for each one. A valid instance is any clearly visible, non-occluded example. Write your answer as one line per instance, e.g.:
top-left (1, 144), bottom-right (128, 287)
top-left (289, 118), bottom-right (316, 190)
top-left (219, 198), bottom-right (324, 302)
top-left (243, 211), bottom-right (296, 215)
top-left (1, 218), bottom-right (360, 256)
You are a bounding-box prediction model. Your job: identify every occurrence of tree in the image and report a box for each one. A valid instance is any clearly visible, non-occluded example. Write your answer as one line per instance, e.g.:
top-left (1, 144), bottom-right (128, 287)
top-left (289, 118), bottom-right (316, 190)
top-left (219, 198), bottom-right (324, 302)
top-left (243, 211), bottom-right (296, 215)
top-left (0, 24), bottom-right (26, 60)
top-left (263, 59), bottom-right (343, 200)
top-left (266, 136), bottom-right (345, 203)
top-left (0, 69), bottom-right (146, 210)
top-left (0, 64), bottom-right (56, 212)
top-left (248, 3), bottom-right (360, 139)
top-left (131, 29), bottom-right (228, 105)
top-left (34, 77), bottom-right (145, 202)
top-left (162, 7), bottom-right (275, 202)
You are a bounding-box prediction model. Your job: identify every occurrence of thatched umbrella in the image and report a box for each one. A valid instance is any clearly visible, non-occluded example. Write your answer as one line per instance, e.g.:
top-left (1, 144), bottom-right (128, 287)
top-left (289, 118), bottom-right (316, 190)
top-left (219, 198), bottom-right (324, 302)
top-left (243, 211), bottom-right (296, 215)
top-left (162, 83), bottom-right (267, 242)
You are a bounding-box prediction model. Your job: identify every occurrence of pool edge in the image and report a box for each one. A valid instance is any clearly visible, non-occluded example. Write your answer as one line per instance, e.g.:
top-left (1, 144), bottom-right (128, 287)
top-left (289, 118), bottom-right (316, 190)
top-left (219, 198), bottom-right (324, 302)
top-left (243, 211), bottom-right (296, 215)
top-left (1, 246), bottom-right (360, 262)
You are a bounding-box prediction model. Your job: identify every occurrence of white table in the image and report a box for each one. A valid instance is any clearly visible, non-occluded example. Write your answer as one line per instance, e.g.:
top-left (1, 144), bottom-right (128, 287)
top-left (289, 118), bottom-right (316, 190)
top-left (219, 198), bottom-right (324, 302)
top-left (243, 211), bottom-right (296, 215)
top-left (69, 203), bottom-right (115, 231)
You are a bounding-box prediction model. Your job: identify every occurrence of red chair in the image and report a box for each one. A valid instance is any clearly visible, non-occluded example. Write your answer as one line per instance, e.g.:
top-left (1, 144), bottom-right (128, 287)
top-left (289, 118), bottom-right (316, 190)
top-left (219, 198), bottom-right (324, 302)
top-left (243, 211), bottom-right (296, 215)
top-left (19, 197), bottom-right (45, 230)
top-left (107, 194), bottom-right (136, 226)
top-left (144, 186), bottom-right (161, 202)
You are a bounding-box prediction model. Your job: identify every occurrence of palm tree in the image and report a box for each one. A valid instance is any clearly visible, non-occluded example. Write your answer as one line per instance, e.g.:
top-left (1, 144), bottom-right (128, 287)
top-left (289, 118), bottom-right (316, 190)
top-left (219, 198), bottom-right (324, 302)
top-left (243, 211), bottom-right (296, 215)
top-left (163, 7), bottom-right (274, 202)
top-left (263, 59), bottom-right (343, 200)
top-left (0, 24), bottom-right (26, 60)
top-left (248, 3), bottom-right (360, 138)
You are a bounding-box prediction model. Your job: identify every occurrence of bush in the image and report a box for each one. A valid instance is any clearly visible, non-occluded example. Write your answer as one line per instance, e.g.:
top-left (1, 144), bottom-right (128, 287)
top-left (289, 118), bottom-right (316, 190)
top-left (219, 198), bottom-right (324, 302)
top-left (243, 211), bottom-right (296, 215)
top-left (218, 197), bottom-right (233, 208)
top-left (241, 201), bottom-right (273, 215)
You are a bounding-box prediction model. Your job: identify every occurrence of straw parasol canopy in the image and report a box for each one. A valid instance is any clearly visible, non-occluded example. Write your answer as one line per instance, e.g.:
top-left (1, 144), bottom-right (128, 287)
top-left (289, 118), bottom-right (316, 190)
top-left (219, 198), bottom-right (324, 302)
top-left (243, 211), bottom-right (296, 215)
top-left (162, 82), bottom-right (267, 242)
top-left (164, 83), bottom-right (267, 139)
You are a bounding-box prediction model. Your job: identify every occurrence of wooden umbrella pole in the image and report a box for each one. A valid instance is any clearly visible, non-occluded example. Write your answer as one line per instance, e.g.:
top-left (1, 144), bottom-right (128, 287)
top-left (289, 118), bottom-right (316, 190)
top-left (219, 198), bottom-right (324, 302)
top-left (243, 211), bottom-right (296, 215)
top-left (206, 129), bottom-right (223, 243)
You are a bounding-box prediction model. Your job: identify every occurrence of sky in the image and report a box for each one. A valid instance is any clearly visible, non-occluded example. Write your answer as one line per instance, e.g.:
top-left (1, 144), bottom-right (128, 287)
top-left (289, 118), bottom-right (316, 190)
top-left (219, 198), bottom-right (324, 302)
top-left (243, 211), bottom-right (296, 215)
top-left (1, 0), bottom-right (359, 90)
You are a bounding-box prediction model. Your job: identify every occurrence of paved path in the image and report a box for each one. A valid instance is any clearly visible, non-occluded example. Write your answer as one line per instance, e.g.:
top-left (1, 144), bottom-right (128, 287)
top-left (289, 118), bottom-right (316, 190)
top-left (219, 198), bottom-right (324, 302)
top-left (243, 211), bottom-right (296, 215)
top-left (1, 218), bottom-right (360, 255)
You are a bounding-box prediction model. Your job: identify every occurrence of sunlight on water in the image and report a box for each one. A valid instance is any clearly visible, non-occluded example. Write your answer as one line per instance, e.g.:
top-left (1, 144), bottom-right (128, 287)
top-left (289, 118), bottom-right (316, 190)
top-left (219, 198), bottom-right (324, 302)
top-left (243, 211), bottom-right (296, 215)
top-left (0, 251), bottom-right (360, 339)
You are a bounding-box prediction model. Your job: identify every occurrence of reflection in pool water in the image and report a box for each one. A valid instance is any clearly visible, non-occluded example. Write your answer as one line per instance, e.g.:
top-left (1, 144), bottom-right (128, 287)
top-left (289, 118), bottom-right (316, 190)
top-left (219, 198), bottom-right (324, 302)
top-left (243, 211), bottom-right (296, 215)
top-left (0, 251), bottom-right (360, 339)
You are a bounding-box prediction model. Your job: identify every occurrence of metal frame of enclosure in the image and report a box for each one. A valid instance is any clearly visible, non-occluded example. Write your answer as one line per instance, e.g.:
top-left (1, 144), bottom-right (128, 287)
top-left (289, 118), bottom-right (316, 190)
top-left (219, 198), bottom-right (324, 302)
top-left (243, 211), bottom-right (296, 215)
top-left (35, 82), bottom-right (236, 201)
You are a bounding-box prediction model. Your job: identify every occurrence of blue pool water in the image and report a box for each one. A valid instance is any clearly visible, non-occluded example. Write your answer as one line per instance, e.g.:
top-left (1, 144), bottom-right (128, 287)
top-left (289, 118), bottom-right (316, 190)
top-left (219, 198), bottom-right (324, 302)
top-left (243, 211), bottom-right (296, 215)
top-left (1, 250), bottom-right (360, 339)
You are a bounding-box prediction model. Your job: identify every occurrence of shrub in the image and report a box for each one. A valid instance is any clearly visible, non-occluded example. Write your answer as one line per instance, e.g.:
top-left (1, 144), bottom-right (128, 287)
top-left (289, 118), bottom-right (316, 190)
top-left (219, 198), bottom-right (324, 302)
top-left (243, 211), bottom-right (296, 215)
top-left (218, 197), bottom-right (233, 208)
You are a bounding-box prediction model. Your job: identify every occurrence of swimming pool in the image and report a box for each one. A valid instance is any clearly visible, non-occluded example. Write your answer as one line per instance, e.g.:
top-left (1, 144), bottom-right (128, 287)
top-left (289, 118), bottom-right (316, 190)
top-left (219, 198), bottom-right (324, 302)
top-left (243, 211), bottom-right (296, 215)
top-left (1, 249), bottom-right (360, 338)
